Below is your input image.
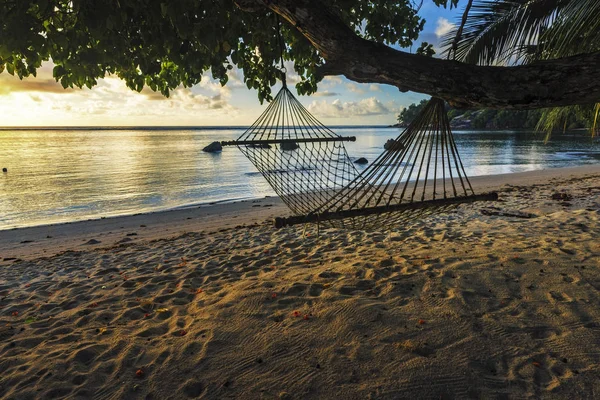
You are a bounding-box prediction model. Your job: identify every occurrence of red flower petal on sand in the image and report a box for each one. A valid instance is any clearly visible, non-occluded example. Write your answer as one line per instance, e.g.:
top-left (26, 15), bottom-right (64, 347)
top-left (271, 293), bottom-right (277, 299)
top-left (11, 311), bottom-right (18, 316)
top-left (532, 361), bottom-right (542, 368)
top-left (179, 330), bottom-right (188, 336)
top-left (136, 369), bottom-right (145, 378)
top-left (196, 289), bottom-right (203, 294)
top-left (293, 311), bottom-right (301, 317)
top-left (24, 283), bottom-right (31, 288)
top-left (144, 313), bottom-right (150, 318)
top-left (303, 314), bottom-right (310, 320)
top-left (418, 319), bottom-right (426, 325)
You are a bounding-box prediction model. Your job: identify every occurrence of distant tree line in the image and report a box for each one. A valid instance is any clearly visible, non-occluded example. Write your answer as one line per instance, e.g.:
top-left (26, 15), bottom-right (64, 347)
top-left (397, 99), bottom-right (598, 132)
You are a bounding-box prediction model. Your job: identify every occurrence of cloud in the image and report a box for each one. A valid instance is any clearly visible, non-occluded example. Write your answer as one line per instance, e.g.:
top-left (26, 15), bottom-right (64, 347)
top-left (176, 91), bottom-right (231, 110)
top-left (435, 18), bottom-right (455, 38)
top-left (0, 62), bottom-right (240, 126)
top-left (226, 67), bottom-right (246, 88)
top-left (0, 75), bottom-right (75, 95)
top-left (307, 97), bottom-right (392, 118)
top-left (345, 83), bottom-right (366, 94)
top-left (313, 91), bottom-right (339, 97)
top-left (141, 87), bottom-right (167, 101)
top-left (323, 76), bottom-right (343, 84)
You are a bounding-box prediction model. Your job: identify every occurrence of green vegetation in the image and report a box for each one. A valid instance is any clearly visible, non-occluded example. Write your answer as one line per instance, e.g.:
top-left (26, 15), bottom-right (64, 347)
top-left (398, 100), bottom-right (596, 132)
top-left (0, 0), bottom-right (597, 110)
top-left (0, 0), bottom-right (432, 103)
top-left (397, 100), bottom-right (430, 126)
top-left (441, 0), bottom-right (600, 133)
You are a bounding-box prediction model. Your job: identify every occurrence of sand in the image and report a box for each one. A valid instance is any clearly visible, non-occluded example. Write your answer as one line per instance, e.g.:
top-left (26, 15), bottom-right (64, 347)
top-left (1, 165), bottom-right (600, 399)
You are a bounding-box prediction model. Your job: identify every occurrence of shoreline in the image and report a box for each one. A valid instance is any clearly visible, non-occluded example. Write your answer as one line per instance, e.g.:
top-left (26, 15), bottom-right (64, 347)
top-left (2, 164), bottom-right (600, 264)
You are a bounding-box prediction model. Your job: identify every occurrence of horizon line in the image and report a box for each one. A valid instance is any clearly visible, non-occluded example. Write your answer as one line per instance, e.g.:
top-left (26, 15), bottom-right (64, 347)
top-left (0, 124), bottom-right (396, 131)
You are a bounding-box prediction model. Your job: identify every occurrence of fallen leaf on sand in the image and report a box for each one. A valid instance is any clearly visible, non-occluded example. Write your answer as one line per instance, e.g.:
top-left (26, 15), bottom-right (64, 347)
top-left (418, 319), bottom-right (426, 325)
top-left (532, 361), bottom-right (542, 368)
top-left (156, 308), bottom-right (169, 313)
top-left (136, 369), bottom-right (145, 378)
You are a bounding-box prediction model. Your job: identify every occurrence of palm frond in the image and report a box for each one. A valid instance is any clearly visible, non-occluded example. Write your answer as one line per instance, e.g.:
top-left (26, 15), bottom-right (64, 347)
top-left (532, 0), bottom-right (600, 59)
top-left (536, 104), bottom-right (600, 141)
top-left (592, 103), bottom-right (600, 137)
top-left (536, 105), bottom-right (571, 142)
top-left (441, 0), bottom-right (568, 65)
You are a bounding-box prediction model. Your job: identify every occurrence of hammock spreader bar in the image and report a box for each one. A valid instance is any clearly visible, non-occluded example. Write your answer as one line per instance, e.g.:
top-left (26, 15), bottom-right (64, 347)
top-left (221, 136), bottom-right (356, 146)
top-left (274, 192), bottom-right (499, 228)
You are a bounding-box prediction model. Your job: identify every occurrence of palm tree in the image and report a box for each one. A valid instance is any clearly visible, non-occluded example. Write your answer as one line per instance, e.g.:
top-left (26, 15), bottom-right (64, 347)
top-left (441, 0), bottom-right (600, 136)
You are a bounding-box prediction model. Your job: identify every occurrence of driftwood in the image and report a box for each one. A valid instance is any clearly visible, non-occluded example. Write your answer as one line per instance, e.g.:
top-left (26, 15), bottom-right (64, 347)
top-left (480, 208), bottom-right (537, 219)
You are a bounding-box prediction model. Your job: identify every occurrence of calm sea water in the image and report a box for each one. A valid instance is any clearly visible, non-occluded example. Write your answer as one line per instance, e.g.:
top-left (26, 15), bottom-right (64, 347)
top-left (1, 127), bottom-right (599, 230)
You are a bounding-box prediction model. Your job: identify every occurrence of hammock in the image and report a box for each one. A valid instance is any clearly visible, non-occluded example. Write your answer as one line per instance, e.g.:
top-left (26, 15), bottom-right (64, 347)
top-left (221, 86), bottom-right (498, 231)
top-left (222, 84), bottom-right (360, 216)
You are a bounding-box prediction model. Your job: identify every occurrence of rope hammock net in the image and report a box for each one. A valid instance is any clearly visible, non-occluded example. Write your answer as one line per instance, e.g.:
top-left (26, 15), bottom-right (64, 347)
top-left (222, 84), bottom-right (498, 231)
top-left (222, 84), bottom-right (360, 217)
top-left (220, 10), bottom-right (497, 231)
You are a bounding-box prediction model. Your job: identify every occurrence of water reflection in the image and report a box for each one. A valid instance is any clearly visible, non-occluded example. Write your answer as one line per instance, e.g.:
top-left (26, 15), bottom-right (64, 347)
top-left (0, 127), bottom-right (599, 229)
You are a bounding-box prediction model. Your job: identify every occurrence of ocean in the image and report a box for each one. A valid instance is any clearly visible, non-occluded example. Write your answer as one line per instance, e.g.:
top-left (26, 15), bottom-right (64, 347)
top-left (1, 127), bottom-right (599, 230)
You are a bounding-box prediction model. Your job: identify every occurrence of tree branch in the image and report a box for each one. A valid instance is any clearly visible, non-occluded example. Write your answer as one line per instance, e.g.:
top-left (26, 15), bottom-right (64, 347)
top-left (247, 0), bottom-right (600, 109)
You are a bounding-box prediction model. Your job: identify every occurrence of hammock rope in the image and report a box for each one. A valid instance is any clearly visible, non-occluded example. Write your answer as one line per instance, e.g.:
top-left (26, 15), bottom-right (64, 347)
top-left (221, 85), bottom-right (360, 216)
top-left (222, 93), bottom-right (498, 231)
top-left (221, 14), bottom-right (497, 231)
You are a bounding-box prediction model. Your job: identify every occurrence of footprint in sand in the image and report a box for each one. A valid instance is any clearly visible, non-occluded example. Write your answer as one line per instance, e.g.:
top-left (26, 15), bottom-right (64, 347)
top-left (338, 280), bottom-right (376, 296)
top-left (560, 273), bottom-right (579, 284)
top-left (318, 270), bottom-right (342, 279)
top-left (547, 291), bottom-right (573, 303)
top-left (181, 380), bottom-right (204, 397)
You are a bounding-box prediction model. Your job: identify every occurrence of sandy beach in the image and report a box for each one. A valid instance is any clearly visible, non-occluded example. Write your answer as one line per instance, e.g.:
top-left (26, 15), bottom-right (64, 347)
top-left (1, 165), bottom-right (600, 399)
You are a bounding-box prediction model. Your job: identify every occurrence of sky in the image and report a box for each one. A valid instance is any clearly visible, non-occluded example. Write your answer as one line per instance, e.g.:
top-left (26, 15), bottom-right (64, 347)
top-left (0, 3), bottom-right (461, 127)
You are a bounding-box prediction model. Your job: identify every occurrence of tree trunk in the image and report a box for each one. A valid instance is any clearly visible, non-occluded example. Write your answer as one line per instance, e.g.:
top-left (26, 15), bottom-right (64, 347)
top-left (239, 0), bottom-right (600, 110)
